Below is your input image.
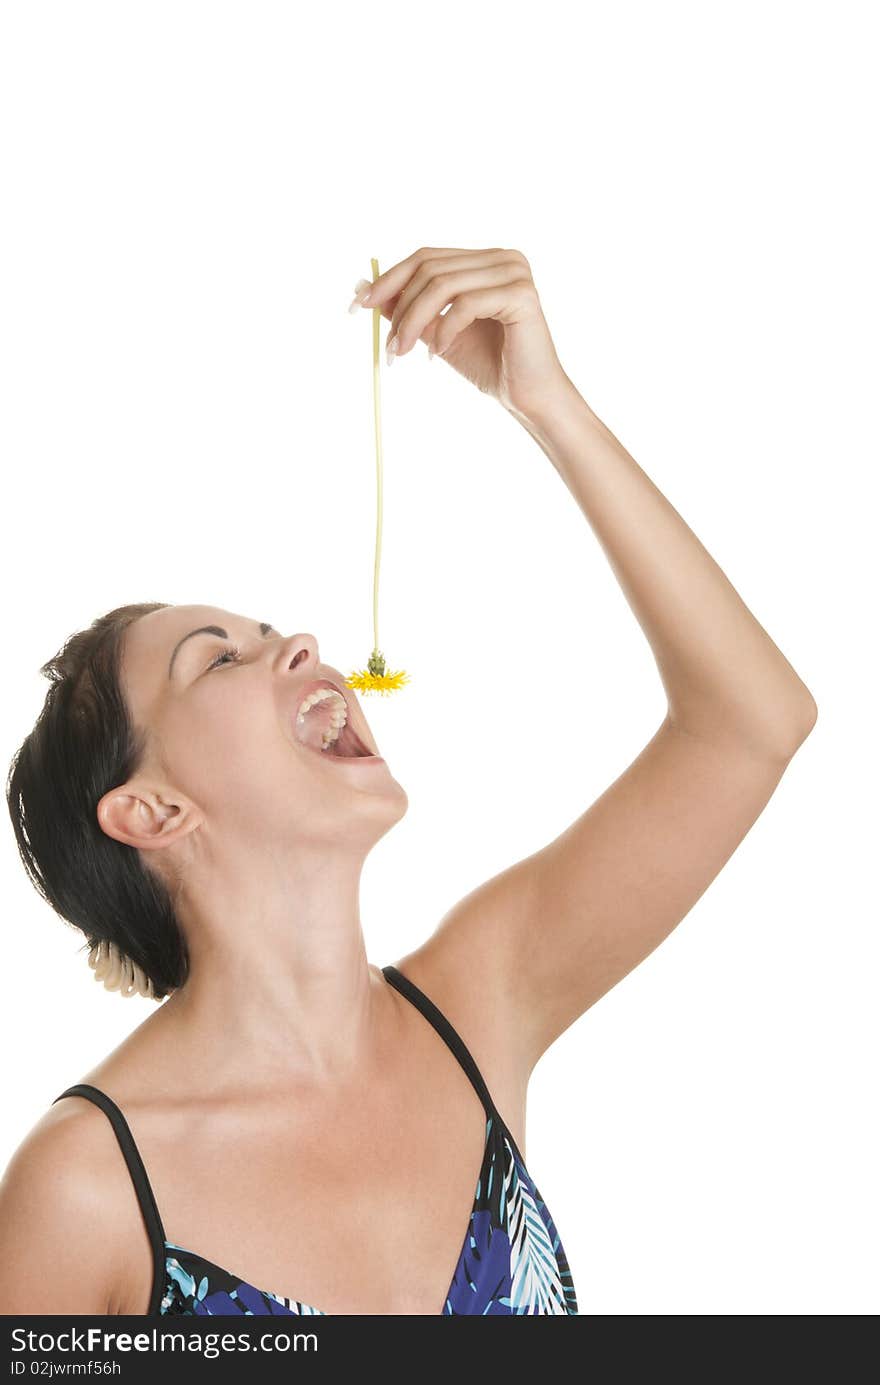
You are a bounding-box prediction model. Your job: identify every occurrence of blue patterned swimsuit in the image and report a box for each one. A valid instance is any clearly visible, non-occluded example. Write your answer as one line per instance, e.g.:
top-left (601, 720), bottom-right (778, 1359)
top-left (53, 964), bottom-right (578, 1316)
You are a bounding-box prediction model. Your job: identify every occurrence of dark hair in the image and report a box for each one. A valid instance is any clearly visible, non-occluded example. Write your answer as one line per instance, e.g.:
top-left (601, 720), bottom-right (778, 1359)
top-left (6, 602), bottom-right (190, 1000)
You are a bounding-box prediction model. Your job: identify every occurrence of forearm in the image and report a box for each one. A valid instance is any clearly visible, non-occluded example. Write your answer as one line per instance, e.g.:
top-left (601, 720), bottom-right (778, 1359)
top-left (508, 376), bottom-right (818, 758)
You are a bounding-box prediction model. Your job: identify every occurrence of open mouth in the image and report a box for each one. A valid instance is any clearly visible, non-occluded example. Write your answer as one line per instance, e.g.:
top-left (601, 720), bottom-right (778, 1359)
top-left (292, 684), bottom-right (377, 759)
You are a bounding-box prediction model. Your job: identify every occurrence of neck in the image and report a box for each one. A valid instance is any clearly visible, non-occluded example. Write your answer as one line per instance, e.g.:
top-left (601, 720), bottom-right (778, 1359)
top-left (155, 838), bottom-right (384, 1088)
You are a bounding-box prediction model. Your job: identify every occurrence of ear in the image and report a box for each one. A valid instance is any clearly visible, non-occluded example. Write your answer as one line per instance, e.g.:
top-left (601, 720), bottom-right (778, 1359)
top-left (96, 781), bottom-right (202, 851)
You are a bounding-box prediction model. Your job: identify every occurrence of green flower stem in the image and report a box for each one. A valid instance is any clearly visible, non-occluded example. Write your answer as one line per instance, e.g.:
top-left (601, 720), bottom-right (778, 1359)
top-left (370, 255), bottom-right (383, 667)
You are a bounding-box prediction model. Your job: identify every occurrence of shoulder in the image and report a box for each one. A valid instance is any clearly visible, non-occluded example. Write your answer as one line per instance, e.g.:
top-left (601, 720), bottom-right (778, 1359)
top-left (0, 1094), bottom-right (138, 1314)
top-left (383, 933), bottom-right (530, 1156)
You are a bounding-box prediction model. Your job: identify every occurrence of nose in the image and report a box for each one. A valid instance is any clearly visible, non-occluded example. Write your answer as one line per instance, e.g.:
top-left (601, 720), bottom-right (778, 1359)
top-left (278, 633), bottom-right (319, 674)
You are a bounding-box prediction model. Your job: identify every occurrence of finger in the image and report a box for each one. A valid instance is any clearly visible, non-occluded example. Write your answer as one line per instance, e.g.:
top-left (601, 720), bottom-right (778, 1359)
top-left (430, 280), bottom-right (538, 357)
top-left (387, 249), bottom-right (520, 343)
top-left (363, 245), bottom-right (509, 317)
top-left (392, 262), bottom-right (530, 357)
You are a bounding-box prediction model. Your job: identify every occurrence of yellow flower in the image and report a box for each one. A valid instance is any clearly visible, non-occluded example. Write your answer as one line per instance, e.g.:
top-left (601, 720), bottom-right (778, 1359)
top-left (345, 667), bottom-right (411, 695)
top-left (345, 648), bottom-right (410, 695)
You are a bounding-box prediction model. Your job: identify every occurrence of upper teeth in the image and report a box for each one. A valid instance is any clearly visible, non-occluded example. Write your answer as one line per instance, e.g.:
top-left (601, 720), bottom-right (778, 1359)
top-left (296, 686), bottom-right (349, 750)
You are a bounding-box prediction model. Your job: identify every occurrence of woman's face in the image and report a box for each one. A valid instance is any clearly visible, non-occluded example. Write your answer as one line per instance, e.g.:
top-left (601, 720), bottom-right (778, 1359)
top-left (104, 603), bottom-right (407, 860)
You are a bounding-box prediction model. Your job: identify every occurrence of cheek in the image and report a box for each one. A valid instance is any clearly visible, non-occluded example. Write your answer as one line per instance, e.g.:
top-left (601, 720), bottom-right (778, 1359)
top-left (164, 697), bottom-right (289, 799)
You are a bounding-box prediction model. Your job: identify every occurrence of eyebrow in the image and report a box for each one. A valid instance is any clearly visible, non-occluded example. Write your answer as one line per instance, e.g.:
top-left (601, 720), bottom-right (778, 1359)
top-left (168, 621), bottom-right (277, 679)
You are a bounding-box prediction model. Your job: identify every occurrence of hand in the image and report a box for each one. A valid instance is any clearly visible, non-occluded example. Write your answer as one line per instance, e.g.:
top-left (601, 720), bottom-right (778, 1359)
top-left (351, 245), bottom-right (572, 419)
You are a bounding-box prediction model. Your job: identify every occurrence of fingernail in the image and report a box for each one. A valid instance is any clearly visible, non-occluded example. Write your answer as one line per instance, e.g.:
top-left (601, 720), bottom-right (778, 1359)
top-left (386, 334), bottom-right (398, 365)
top-left (348, 278), bottom-right (373, 314)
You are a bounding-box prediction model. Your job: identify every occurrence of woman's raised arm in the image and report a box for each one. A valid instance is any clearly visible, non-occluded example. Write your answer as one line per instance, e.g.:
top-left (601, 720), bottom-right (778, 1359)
top-left (361, 246), bottom-right (817, 1074)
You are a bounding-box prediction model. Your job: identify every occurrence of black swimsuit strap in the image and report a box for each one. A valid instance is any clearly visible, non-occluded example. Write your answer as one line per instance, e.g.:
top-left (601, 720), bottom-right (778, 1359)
top-left (381, 964), bottom-right (501, 1124)
top-left (52, 971), bottom-right (505, 1314)
top-left (52, 1083), bottom-right (167, 1313)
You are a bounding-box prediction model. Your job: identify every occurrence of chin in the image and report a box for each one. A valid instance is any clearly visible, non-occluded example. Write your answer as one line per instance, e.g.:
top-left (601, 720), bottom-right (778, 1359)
top-left (371, 775), bottom-right (408, 815)
top-left (364, 773), bottom-right (409, 822)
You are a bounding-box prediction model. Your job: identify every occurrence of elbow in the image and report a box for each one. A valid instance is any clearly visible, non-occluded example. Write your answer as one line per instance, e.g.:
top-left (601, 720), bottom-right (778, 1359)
top-left (802, 690), bottom-right (819, 732)
top-left (669, 684), bottom-right (819, 761)
top-left (779, 689), bottom-right (819, 759)
top-left (742, 686), bottom-right (819, 762)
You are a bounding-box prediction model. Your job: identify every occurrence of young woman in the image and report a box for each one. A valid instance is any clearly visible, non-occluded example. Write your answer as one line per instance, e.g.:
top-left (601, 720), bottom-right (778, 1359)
top-left (0, 245), bottom-right (817, 1316)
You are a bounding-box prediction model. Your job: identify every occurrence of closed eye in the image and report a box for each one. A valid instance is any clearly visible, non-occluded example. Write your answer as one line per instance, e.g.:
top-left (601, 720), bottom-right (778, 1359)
top-left (206, 644), bottom-right (243, 671)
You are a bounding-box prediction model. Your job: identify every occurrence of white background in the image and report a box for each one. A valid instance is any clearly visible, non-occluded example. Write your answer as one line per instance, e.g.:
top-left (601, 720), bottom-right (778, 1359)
top-left (1, 1), bottom-right (876, 1316)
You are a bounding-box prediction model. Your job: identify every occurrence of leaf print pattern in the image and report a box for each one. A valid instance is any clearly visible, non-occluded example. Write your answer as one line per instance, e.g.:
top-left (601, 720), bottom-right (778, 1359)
top-left (503, 1135), bottom-right (574, 1314)
top-left (161, 1245), bottom-right (326, 1316)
